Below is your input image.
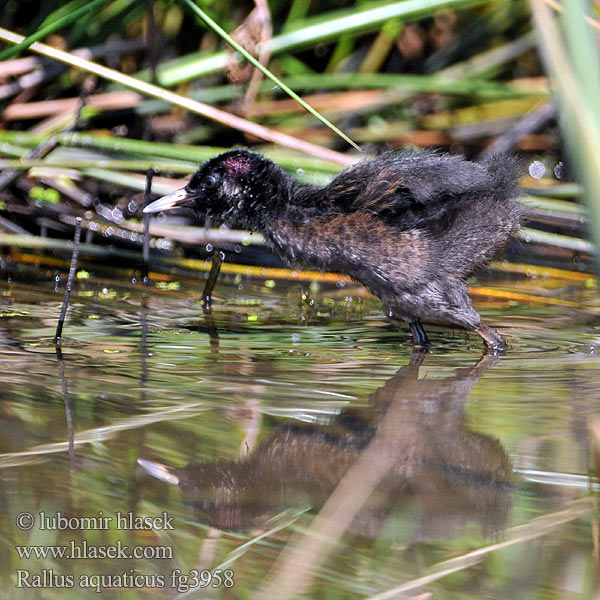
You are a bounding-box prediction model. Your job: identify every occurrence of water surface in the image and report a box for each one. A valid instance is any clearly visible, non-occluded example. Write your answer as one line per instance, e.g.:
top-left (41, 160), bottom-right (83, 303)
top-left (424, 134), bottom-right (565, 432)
top-left (1, 265), bottom-right (598, 599)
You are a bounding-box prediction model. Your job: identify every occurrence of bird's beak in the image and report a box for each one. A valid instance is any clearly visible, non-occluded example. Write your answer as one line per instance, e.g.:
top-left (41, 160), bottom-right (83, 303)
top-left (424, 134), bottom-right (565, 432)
top-left (143, 188), bottom-right (194, 214)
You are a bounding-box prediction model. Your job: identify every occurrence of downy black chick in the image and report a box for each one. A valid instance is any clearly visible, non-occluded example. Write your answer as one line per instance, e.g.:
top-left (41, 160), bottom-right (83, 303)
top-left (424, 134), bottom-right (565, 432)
top-left (144, 148), bottom-right (521, 350)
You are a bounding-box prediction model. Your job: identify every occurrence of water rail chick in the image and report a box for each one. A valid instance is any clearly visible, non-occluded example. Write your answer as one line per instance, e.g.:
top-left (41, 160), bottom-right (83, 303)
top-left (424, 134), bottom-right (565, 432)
top-left (144, 149), bottom-right (521, 350)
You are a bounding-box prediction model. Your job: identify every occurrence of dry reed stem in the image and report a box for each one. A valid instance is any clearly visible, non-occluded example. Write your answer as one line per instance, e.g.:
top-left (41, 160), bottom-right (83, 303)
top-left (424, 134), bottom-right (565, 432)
top-left (0, 27), bottom-right (357, 165)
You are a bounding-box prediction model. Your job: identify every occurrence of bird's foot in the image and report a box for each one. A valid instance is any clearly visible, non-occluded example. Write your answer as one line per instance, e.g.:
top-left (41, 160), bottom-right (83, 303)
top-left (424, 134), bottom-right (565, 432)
top-left (476, 323), bottom-right (506, 354)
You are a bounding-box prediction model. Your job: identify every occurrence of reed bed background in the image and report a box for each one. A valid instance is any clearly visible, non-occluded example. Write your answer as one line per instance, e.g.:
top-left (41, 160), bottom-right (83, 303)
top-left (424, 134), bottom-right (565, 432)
top-left (0, 0), bottom-right (596, 285)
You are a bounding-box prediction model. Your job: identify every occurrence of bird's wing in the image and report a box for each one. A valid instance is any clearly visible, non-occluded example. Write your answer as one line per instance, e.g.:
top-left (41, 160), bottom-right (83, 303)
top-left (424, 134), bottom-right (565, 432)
top-left (352, 156), bottom-right (494, 212)
top-left (352, 175), bottom-right (416, 215)
top-left (328, 152), bottom-right (513, 217)
top-left (323, 160), bottom-right (416, 217)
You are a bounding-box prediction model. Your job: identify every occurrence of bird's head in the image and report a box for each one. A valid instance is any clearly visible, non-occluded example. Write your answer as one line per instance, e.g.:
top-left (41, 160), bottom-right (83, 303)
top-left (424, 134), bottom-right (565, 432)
top-left (143, 149), bottom-right (285, 231)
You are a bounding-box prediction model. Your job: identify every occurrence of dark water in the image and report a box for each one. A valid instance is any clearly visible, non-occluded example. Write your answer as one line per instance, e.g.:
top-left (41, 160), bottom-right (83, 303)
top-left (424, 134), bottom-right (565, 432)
top-left (1, 266), bottom-right (599, 599)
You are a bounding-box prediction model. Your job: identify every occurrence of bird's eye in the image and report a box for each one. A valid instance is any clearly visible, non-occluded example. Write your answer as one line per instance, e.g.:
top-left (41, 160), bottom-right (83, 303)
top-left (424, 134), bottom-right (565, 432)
top-left (205, 174), bottom-right (220, 188)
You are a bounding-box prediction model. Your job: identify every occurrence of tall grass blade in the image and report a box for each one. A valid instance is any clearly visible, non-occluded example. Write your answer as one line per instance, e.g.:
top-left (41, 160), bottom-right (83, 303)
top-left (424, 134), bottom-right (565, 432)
top-left (182, 0), bottom-right (360, 151)
top-left (0, 0), bottom-right (110, 61)
top-left (0, 26), bottom-right (354, 165)
top-left (157, 0), bottom-right (491, 86)
top-left (530, 0), bottom-right (600, 273)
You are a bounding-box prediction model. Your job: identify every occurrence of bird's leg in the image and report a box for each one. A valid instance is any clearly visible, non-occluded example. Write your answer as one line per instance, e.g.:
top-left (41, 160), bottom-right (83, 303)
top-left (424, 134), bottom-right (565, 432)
top-left (476, 322), bottom-right (506, 353)
top-left (202, 251), bottom-right (224, 310)
top-left (409, 320), bottom-right (430, 349)
top-left (202, 252), bottom-right (224, 352)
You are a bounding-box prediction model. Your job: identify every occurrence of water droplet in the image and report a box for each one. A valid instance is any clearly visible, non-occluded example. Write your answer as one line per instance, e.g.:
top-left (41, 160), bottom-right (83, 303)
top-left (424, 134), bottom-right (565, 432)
top-left (528, 160), bottom-right (545, 179)
top-left (583, 344), bottom-right (600, 355)
top-left (554, 161), bottom-right (565, 179)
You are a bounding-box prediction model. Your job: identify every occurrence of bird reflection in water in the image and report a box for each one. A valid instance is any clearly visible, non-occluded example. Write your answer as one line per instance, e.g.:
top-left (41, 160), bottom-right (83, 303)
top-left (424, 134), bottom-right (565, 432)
top-left (139, 352), bottom-right (511, 541)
